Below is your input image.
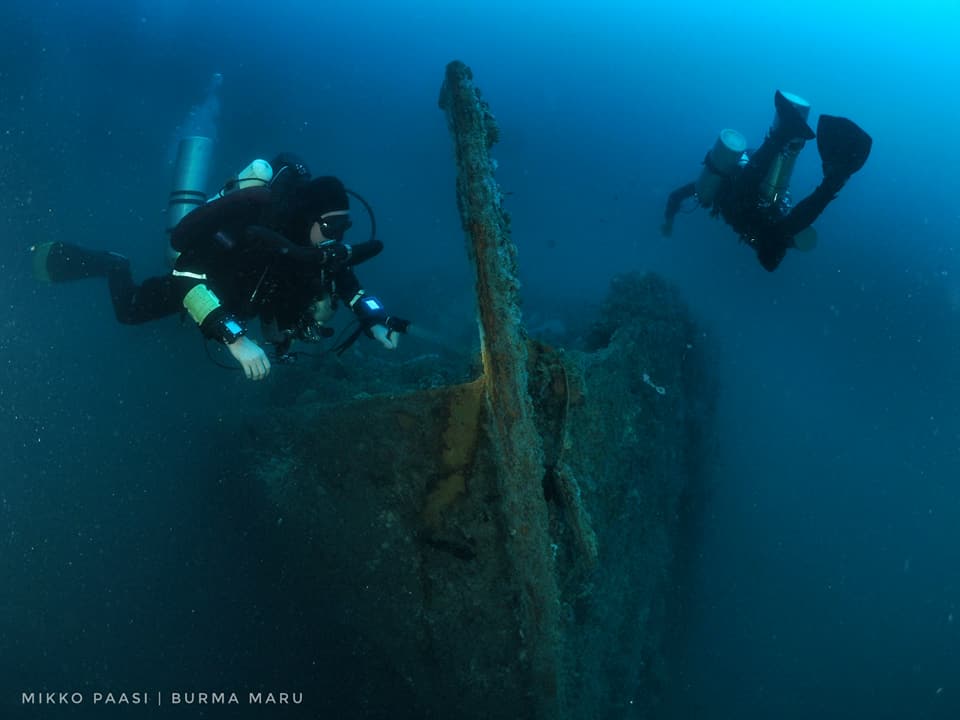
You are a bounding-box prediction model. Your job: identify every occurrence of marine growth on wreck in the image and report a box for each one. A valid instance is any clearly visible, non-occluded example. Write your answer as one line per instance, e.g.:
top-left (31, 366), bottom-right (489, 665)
top-left (246, 60), bottom-right (717, 720)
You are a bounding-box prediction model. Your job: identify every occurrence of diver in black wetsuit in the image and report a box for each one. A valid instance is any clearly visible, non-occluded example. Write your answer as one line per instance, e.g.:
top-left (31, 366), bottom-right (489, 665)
top-left (32, 156), bottom-right (406, 380)
top-left (661, 90), bottom-right (873, 271)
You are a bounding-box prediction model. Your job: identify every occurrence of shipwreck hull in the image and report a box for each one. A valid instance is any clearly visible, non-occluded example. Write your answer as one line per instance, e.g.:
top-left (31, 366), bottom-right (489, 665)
top-left (247, 60), bottom-right (716, 718)
top-left (251, 272), bottom-right (713, 718)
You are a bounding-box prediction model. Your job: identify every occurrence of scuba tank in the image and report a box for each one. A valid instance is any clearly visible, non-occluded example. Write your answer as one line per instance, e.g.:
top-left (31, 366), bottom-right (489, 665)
top-left (758, 91), bottom-right (811, 206)
top-left (166, 135), bottom-right (214, 265)
top-left (696, 128), bottom-right (747, 207)
top-left (166, 72), bottom-right (225, 264)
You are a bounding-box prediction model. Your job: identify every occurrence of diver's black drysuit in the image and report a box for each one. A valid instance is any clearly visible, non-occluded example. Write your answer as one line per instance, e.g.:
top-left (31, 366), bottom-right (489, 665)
top-left (114, 188), bottom-right (374, 335)
top-left (41, 187), bottom-right (386, 345)
top-left (663, 93), bottom-right (872, 272)
top-left (664, 136), bottom-right (841, 272)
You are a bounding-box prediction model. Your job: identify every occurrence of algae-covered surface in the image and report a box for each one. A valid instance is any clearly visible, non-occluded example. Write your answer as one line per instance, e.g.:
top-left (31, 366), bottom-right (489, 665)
top-left (243, 60), bottom-right (717, 720)
top-left (245, 271), bottom-right (716, 719)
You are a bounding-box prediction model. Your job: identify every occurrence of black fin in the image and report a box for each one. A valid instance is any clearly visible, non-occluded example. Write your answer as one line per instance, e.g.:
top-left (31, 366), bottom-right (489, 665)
top-left (34, 242), bottom-right (128, 283)
top-left (817, 115), bottom-right (872, 179)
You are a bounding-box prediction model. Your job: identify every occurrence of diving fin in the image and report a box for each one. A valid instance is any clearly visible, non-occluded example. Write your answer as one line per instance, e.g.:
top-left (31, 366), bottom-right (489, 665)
top-left (774, 90), bottom-right (815, 141)
top-left (792, 226), bottom-right (818, 252)
top-left (31, 241), bottom-right (56, 282)
top-left (32, 241), bottom-right (128, 283)
top-left (817, 115), bottom-right (872, 181)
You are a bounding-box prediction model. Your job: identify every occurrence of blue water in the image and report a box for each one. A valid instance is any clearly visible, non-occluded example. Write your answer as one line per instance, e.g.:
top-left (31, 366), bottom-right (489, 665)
top-left (1, 1), bottom-right (958, 717)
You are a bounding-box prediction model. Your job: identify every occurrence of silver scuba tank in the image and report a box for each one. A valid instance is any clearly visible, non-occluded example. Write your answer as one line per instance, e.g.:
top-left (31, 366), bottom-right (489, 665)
top-left (696, 128), bottom-right (748, 207)
top-left (166, 135), bottom-right (214, 265)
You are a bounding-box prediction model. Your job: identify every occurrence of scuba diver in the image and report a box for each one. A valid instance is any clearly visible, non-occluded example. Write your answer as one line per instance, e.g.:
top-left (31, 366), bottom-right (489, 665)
top-left (661, 89), bottom-right (873, 271)
top-left (31, 154), bottom-right (407, 381)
